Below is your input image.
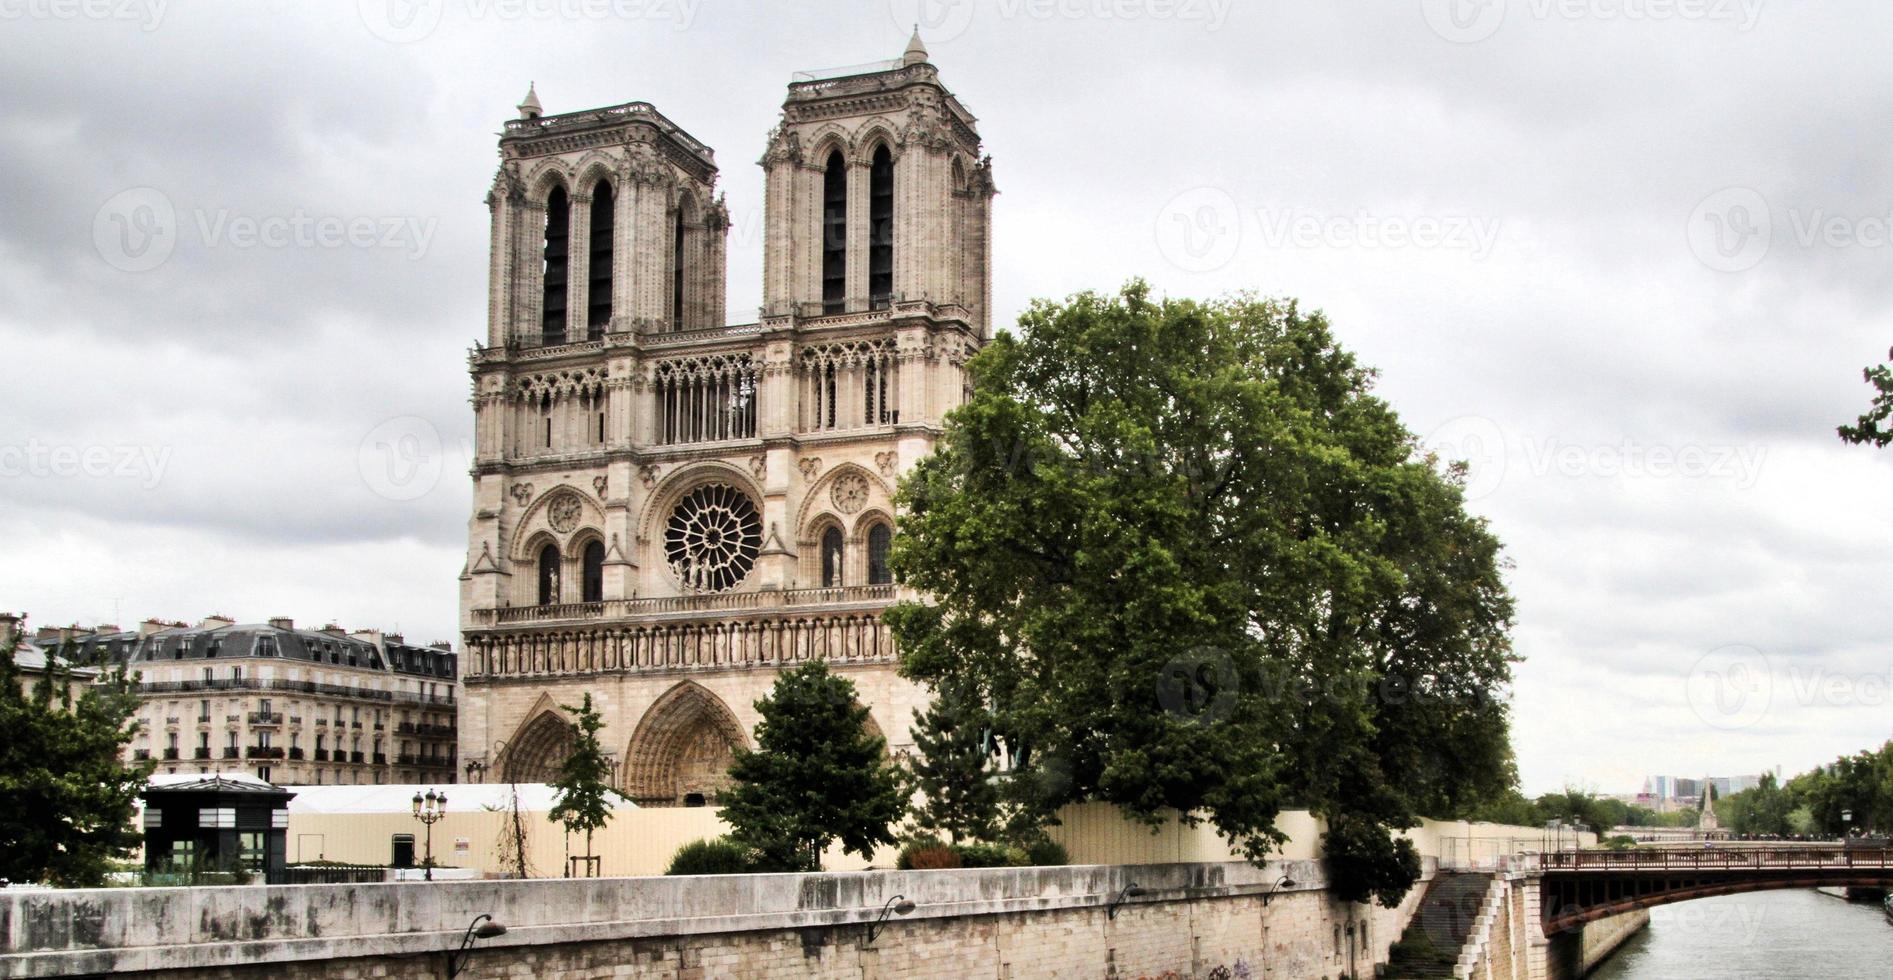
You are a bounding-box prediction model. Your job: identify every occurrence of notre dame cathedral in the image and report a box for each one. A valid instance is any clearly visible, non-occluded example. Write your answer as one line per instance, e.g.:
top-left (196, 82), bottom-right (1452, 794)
top-left (457, 34), bottom-right (994, 806)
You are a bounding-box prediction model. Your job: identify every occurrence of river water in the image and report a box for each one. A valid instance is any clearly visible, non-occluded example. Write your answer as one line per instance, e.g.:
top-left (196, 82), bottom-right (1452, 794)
top-left (1587, 888), bottom-right (1893, 978)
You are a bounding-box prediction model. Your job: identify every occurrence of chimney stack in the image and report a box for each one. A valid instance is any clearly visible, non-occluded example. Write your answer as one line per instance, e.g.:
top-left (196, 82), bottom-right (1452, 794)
top-left (138, 619), bottom-right (172, 638)
top-left (268, 617), bottom-right (295, 631)
top-left (201, 614), bottom-right (235, 630)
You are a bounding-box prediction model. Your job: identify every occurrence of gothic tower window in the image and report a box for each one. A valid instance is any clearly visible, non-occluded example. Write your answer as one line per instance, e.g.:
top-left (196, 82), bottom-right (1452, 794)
top-left (587, 180), bottom-right (614, 338)
top-left (581, 540), bottom-right (605, 603)
top-left (671, 209), bottom-right (686, 331)
top-left (867, 523), bottom-right (892, 585)
top-left (821, 526), bottom-right (845, 588)
top-left (655, 354), bottom-right (759, 445)
top-left (537, 543), bottom-right (561, 605)
top-left (869, 144), bottom-right (893, 309)
top-left (822, 150), bottom-right (847, 314)
top-left (542, 186), bottom-right (570, 346)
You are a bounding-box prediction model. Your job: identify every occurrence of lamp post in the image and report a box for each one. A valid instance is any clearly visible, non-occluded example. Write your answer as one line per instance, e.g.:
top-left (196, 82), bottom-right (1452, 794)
top-left (1262, 874), bottom-right (1298, 907)
top-left (863, 895), bottom-right (915, 947)
top-left (1105, 882), bottom-right (1147, 920)
top-left (412, 788), bottom-right (447, 881)
top-left (445, 914), bottom-right (506, 979)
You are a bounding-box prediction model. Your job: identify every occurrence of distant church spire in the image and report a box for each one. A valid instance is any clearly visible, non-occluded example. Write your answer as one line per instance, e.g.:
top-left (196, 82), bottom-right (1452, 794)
top-left (902, 27), bottom-right (929, 67)
top-left (517, 82), bottom-right (542, 120)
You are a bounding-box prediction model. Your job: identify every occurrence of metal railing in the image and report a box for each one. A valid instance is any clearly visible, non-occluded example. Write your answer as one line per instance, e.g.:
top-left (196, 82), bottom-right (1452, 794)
top-left (247, 712), bottom-right (282, 725)
top-left (134, 677), bottom-right (453, 707)
top-left (474, 584), bottom-right (898, 626)
top-left (1542, 846), bottom-right (1893, 871)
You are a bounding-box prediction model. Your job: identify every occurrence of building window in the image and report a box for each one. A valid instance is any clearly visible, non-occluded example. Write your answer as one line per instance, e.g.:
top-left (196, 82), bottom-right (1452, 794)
top-left (869, 144), bottom-right (893, 309)
top-left (587, 179), bottom-right (614, 338)
top-left (821, 527), bottom-right (845, 588)
top-left (537, 543), bottom-right (561, 606)
top-left (664, 483), bottom-right (763, 593)
top-left (822, 150), bottom-right (847, 315)
top-left (542, 185), bottom-right (570, 345)
top-left (867, 524), bottom-right (892, 585)
top-left (582, 540), bottom-right (605, 603)
top-left (655, 354), bottom-right (758, 445)
top-left (671, 209), bottom-right (686, 331)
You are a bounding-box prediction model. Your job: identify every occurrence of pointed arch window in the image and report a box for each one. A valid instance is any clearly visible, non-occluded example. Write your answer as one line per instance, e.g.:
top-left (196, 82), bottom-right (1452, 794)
top-left (822, 150), bottom-right (847, 315)
top-left (867, 524), bottom-right (892, 585)
top-left (869, 144), bottom-right (894, 309)
top-left (821, 527), bottom-right (845, 588)
top-left (671, 208), bottom-right (687, 331)
top-left (542, 186), bottom-right (570, 345)
top-left (581, 540), bottom-right (605, 603)
top-left (587, 180), bottom-right (614, 338)
top-left (536, 543), bottom-right (561, 606)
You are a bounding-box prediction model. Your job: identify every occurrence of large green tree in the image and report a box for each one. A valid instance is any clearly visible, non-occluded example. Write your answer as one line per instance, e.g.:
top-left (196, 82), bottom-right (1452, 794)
top-left (547, 693), bottom-right (625, 875)
top-left (1837, 347), bottom-right (1893, 448)
top-left (722, 660), bottom-right (905, 871)
top-left (905, 682), bottom-right (1005, 844)
top-left (886, 283), bottom-right (1518, 906)
top-left (0, 627), bottom-right (150, 886)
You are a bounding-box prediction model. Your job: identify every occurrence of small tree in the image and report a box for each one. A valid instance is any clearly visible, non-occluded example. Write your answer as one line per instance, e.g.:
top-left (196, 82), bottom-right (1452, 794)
top-left (0, 625), bottom-right (151, 887)
top-left (547, 694), bottom-right (624, 876)
top-left (722, 660), bottom-right (905, 871)
top-left (906, 684), bottom-right (1002, 844)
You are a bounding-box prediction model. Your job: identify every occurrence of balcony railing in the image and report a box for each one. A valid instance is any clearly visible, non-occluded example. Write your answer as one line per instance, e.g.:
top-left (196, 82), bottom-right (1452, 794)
top-left (221, 747), bottom-right (240, 759)
top-left (133, 677), bottom-right (453, 706)
top-left (314, 749), bottom-right (330, 762)
top-left (162, 748), bottom-right (179, 760)
top-left (289, 747), bottom-right (305, 760)
top-left (195, 715), bottom-right (210, 724)
top-left (246, 746), bottom-right (285, 760)
top-left (397, 753), bottom-right (418, 765)
top-left (349, 751), bottom-right (365, 764)
top-left (473, 584), bottom-right (898, 627)
top-left (247, 712), bottom-right (283, 725)
top-left (164, 716), bottom-right (180, 726)
top-left (132, 749), bottom-right (151, 760)
top-left (192, 748), bottom-right (211, 760)
top-left (372, 753), bottom-right (387, 765)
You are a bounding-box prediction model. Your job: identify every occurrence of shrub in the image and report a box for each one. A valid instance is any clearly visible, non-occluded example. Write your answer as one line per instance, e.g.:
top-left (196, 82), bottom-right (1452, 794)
top-left (952, 842), bottom-right (1028, 868)
top-left (665, 837), bottom-right (753, 876)
top-left (1024, 837), bottom-right (1069, 867)
top-left (896, 837), bottom-right (962, 870)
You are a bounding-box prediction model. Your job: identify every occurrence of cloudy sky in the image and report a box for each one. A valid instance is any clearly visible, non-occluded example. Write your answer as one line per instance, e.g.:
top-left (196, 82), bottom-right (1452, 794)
top-left (2, 0), bottom-right (1889, 797)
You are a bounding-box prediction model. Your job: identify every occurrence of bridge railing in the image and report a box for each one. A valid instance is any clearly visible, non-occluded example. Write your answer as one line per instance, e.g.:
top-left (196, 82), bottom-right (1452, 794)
top-left (1542, 847), bottom-right (1893, 871)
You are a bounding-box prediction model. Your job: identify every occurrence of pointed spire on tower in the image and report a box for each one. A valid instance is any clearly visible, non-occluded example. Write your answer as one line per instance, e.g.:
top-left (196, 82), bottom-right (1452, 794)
top-left (517, 82), bottom-right (542, 120)
top-left (902, 26), bottom-right (929, 67)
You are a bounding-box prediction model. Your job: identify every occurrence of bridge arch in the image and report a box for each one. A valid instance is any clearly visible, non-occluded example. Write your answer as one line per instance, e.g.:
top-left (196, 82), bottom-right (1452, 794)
top-left (1541, 848), bottom-right (1893, 933)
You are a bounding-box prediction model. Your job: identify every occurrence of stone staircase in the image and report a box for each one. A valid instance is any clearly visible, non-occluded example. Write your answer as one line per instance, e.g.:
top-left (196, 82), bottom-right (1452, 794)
top-left (1384, 871), bottom-right (1495, 978)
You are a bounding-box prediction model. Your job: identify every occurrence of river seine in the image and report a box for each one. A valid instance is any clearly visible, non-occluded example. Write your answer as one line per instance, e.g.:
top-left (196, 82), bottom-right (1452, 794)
top-left (1588, 888), bottom-right (1893, 978)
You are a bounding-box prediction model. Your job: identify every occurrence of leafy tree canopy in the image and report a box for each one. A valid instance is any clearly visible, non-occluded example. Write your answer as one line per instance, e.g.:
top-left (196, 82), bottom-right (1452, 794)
top-left (722, 660), bottom-right (905, 871)
top-left (0, 626), bottom-right (150, 886)
top-left (1837, 348), bottom-right (1893, 448)
top-left (887, 283), bottom-right (1519, 902)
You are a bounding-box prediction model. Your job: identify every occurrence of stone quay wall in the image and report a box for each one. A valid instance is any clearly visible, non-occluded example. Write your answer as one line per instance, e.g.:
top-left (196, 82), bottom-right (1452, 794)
top-left (0, 859), bottom-right (1453, 980)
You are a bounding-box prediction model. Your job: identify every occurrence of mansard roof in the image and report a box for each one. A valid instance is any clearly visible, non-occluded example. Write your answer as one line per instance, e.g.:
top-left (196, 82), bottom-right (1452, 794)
top-left (61, 622), bottom-right (456, 681)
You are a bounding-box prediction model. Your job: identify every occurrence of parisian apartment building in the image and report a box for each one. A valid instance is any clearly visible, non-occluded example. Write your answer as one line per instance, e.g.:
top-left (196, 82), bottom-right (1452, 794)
top-left (40, 616), bottom-right (459, 787)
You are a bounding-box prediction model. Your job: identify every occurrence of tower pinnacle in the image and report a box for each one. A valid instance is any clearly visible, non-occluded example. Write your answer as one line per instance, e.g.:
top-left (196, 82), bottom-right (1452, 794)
top-left (517, 82), bottom-right (542, 120)
top-left (902, 28), bottom-right (929, 67)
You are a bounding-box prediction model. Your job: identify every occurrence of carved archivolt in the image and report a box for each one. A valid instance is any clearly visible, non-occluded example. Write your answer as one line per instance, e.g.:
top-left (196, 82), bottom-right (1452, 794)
top-left (621, 681), bottom-right (749, 804)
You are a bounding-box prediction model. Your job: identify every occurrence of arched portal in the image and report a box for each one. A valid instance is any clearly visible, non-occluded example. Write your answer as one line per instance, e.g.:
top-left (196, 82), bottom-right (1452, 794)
top-left (622, 681), bottom-right (748, 806)
top-left (501, 710), bottom-right (576, 783)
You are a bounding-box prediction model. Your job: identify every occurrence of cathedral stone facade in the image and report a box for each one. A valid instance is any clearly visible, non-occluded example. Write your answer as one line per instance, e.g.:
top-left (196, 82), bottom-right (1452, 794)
top-left (457, 35), bottom-right (995, 805)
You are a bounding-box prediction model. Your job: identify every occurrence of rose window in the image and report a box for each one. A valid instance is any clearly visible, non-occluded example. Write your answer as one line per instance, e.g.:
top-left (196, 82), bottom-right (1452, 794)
top-left (664, 483), bottom-right (763, 592)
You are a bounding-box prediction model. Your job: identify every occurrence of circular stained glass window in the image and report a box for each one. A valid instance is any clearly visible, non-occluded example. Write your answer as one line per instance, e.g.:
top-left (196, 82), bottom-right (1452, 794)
top-left (664, 483), bottom-right (763, 592)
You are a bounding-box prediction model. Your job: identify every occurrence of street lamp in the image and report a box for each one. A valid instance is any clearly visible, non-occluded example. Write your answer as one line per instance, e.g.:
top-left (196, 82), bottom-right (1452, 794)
top-left (412, 788), bottom-right (447, 881)
top-left (445, 914), bottom-right (506, 978)
top-left (1262, 874), bottom-right (1298, 907)
top-left (863, 895), bottom-right (915, 947)
top-left (1106, 882), bottom-right (1148, 920)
